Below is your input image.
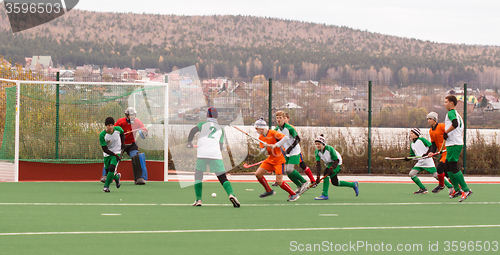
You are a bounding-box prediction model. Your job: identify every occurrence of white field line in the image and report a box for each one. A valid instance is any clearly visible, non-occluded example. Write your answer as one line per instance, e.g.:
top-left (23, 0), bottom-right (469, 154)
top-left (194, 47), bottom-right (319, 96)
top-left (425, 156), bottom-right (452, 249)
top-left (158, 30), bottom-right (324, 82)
top-left (319, 214), bottom-right (338, 216)
top-left (0, 202), bottom-right (500, 207)
top-left (101, 214), bottom-right (121, 216)
top-left (1, 225), bottom-right (500, 236)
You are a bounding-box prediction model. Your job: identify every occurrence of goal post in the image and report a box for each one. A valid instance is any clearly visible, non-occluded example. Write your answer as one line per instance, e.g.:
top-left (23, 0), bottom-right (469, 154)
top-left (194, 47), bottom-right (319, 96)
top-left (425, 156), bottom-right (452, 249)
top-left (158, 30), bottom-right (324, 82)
top-left (0, 78), bottom-right (169, 182)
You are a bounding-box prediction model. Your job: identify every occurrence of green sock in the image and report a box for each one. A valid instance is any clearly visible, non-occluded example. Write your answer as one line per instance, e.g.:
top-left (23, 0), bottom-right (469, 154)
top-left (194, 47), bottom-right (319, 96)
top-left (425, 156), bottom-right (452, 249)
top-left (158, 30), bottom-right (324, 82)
top-left (104, 171), bottom-right (114, 187)
top-left (287, 171), bottom-right (303, 187)
top-left (194, 181), bottom-right (202, 200)
top-left (222, 181), bottom-right (234, 196)
top-left (444, 178), bottom-right (453, 189)
top-left (322, 176), bottom-right (330, 196)
top-left (338, 181), bottom-right (355, 188)
top-left (453, 171), bottom-right (470, 192)
top-left (411, 175), bottom-right (425, 189)
top-left (292, 170), bottom-right (307, 183)
top-left (447, 171), bottom-right (460, 191)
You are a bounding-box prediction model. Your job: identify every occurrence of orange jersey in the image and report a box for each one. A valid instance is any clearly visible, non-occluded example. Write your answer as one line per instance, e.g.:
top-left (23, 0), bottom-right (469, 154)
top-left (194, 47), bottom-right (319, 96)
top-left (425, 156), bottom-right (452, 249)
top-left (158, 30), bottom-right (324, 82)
top-left (429, 123), bottom-right (447, 162)
top-left (259, 129), bottom-right (286, 164)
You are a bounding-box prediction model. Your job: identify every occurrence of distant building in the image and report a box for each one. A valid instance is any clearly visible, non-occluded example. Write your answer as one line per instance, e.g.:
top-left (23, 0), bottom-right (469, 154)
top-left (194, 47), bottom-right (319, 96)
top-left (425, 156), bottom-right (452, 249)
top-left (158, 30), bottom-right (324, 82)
top-left (32, 56), bottom-right (53, 68)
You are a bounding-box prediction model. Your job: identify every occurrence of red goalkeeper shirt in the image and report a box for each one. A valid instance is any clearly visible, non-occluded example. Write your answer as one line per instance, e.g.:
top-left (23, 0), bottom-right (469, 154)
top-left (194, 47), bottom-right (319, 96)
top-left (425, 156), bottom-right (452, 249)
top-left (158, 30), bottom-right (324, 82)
top-left (115, 117), bottom-right (146, 144)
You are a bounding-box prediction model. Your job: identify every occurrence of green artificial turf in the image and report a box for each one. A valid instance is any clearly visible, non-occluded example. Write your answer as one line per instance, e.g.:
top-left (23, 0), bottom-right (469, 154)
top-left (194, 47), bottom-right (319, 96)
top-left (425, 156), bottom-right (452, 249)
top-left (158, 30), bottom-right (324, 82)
top-left (0, 181), bottom-right (499, 254)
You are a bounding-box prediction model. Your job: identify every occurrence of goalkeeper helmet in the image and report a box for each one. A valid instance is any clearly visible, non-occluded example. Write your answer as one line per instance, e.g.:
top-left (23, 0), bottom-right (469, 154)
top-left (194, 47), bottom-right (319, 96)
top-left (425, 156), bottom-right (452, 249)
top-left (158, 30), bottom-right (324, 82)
top-left (125, 107), bottom-right (137, 115)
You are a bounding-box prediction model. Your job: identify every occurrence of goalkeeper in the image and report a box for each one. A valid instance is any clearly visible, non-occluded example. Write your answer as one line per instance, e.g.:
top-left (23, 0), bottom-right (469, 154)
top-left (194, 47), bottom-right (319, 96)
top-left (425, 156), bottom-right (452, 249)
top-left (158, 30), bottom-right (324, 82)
top-left (312, 134), bottom-right (359, 200)
top-left (99, 117), bottom-right (123, 193)
top-left (100, 107), bottom-right (149, 185)
top-left (187, 107), bottom-right (240, 207)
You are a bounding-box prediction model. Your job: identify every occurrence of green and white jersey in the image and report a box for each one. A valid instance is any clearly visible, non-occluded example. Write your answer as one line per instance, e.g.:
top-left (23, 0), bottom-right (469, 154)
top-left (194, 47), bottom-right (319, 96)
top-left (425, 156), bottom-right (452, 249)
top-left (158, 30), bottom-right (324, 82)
top-left (410, 137), bottom-right (435, 168)
top-left (315, 145), bottom-right (342, 168)
top-left (196, 120), bottom-right (224, 159)
top-left (275, 123), bottom-right (301, 156)
top-left (444, 109), bottom-right (464, 146)
top-left (99, 126), bottom-right (124, 157)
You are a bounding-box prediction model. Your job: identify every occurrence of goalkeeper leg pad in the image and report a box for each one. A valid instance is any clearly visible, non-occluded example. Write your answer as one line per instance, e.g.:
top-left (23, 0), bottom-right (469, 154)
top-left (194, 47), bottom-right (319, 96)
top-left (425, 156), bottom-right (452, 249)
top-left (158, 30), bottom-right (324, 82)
top-left (131, 155), bottom-right (146, 184)
top-left (139, 153), bottom-right (148, 181)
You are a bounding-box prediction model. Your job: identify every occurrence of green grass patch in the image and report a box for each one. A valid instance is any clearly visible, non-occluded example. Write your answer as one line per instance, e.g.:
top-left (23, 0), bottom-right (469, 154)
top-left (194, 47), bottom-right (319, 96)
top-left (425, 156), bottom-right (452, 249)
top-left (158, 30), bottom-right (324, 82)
top-left (0, 182), bottom-right (499, 254)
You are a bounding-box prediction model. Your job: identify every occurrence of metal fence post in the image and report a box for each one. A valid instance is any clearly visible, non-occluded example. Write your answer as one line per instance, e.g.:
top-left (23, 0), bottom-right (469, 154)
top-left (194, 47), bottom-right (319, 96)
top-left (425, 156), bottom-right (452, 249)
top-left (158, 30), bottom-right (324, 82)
top-left (368, 81), bottom-right (372, 174)
top-left (463, 83), bottom-right (467, 175)
top-left (268, 78), bottom-right (272, 129)
top-left (55, 72), bottom-right (60, 159)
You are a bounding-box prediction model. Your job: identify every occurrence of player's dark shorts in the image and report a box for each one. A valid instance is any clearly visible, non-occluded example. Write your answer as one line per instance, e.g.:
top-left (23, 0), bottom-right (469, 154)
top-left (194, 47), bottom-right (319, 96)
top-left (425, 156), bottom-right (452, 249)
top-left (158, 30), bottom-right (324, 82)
top-left (123, 142), bottom-right (139, 155)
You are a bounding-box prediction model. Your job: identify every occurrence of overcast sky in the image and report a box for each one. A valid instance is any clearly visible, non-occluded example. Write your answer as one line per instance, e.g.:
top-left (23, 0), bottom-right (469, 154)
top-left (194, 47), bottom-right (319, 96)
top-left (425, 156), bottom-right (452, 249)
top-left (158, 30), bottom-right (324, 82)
top-left (75, 0), bottom-right (500, 46)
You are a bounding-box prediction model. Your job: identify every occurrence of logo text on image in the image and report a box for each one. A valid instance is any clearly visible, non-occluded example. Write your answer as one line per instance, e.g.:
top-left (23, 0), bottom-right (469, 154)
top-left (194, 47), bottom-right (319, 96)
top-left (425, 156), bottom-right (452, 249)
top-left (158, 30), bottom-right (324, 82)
top-left (3, 0), bottom-right (79, 33)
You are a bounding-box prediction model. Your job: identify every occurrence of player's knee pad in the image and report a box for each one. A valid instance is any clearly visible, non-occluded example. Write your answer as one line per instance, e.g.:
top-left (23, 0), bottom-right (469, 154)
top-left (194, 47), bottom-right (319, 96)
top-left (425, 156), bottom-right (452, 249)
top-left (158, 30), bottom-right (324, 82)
top-left (436, 162), bottom-right (445, 174)
top-left (448, 161), bottom-right (459, 174)
top-left (330, 175), bottom-right (339, 186)
top-left (194, 170), bottom-right (204, 181)
top-left (129, 150), bottom-right (139, 158)
top-left (216, 172), bottom-right (228, 185)
top-left (299, 161), bottom-right (307, 170)
top-left (409, 170), bottom-right (418, 178)
top-left (285, 164), bottom-right (294, 175)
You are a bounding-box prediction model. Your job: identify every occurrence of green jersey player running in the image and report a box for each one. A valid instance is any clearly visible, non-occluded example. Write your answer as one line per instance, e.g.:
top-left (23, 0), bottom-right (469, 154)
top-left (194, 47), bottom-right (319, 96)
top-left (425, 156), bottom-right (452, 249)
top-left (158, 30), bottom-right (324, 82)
top-left (274, 111), bottom-right (310, 195)
top-left (404, 128), bottom-right (444, 194)
top-left (99, 117), bottom-right (124, 193)
top-left (443, 95), bottom-right (472, 202)
top-left (187, 107), bottom-right (240, 207)
top-left (313, 134), bottom-right (359, 200)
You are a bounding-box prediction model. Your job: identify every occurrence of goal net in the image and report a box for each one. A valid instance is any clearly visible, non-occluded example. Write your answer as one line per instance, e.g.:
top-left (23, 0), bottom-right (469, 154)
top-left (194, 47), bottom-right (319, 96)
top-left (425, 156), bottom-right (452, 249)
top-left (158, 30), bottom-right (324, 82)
top-left (0, 77), bottom-right (168, 182)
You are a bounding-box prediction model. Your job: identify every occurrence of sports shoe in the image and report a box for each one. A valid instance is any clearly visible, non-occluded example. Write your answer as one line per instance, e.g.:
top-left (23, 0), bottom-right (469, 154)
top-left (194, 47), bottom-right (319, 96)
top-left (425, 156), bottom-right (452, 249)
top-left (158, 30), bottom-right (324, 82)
top-left (192, 200), bottom-right (202, 206)
top-left (448, 188), bottom-right (455, 195)
top-left (298, 181), bottom-right (310, 195)
top-left (449, 189), bottom-right (463, 199)
top-left (135, 177), bottom-right (146, 185)
top-left (229, 194), bottom-right (240, 208)
top-left (103, 187), bottom-right (110, 193)
top-left (287, 194), bottom-right (300, 202)
top-left (259, 190), bottom-right (276, 198)
top-left (315, 194), bottom-right (329, 200)
top-left (100, 176), bottom-right (106, 183)
top-left (432, 185), bottom-right (445, 193)
top-left (115, 173), bottom-right (121, 189)
top-left (459, 190), bottom-right (473, 202)
top-left (414, 188), bottom-right (428, 194)
top-left (353, 181), bottom-right (359, 196)
top-left (272, 182), bottom-right (279, 186)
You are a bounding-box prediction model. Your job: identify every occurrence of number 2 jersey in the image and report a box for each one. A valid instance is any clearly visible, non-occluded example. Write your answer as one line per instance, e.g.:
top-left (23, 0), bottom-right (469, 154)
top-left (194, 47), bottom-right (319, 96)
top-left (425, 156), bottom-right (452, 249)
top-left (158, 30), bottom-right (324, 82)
top-left (195, 120), bottom-right (224, 159)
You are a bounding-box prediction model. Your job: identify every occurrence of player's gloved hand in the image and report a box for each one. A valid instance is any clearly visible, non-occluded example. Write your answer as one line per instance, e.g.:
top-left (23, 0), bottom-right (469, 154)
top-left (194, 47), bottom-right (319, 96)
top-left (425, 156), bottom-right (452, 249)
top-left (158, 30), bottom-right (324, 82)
top-left (323, 167), bottom-right (333, 177)
top-left (403, 157), bottom-right (411, 162)
top-left (422, 152), bottom-right (429, 157)
top-left (443, 132), bottom-right (448, 140)
top-left (114, 154), bottom-right (121, 162)
top-left (187, 141), bottom-right (193, 148)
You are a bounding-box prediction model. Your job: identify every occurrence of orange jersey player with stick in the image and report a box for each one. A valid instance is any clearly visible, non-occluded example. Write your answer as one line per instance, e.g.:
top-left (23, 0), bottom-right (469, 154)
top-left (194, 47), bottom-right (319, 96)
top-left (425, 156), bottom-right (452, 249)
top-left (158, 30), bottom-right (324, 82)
top-left (253, 118), bottom-right (300, 202)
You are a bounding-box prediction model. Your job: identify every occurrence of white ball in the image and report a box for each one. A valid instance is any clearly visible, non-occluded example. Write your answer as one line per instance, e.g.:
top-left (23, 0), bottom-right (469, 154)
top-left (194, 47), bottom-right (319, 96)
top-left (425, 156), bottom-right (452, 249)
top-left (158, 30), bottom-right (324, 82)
top-left (211, 193), bottom-right (217, 198)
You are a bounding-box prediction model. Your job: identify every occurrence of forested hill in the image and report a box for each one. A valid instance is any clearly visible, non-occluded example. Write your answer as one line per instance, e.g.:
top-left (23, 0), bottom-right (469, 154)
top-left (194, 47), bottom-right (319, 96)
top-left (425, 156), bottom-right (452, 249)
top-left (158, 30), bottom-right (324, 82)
top-left (1, 4), bottom-right (500, 85)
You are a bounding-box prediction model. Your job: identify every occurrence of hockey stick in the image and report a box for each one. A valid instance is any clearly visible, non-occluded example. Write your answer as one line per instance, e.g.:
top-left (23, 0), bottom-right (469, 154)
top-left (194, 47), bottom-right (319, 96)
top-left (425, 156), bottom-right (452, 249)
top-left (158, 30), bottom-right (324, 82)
top-left (229, 125), bottom-right (269, 146)
top-left (415, 141), bottom-right (446, 161)
top-left (298, 175), bottom-right (329, 195)
top-left (243, 160), bottom-right (264, 168)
